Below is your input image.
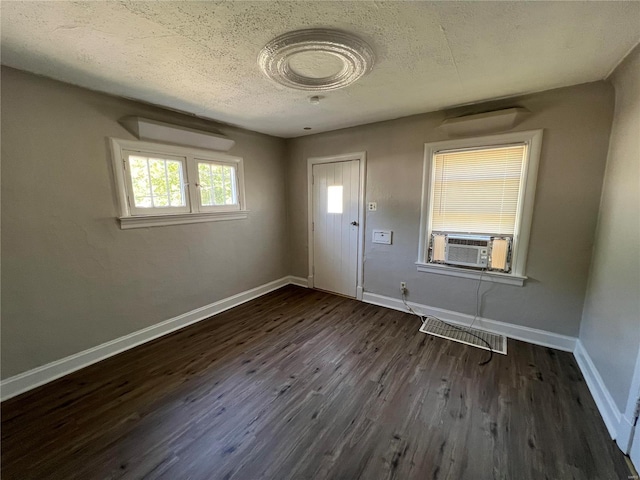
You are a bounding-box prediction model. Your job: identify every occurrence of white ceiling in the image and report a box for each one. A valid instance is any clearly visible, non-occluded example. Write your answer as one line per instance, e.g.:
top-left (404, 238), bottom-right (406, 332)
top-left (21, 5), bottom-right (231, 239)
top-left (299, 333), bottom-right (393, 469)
top-left (2, 1), bottom-right (639, 138)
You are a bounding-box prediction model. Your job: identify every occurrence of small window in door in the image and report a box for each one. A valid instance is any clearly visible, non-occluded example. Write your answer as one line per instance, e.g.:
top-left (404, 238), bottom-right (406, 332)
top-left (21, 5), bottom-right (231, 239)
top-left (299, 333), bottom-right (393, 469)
top-left (327, 185), bottom-right (343, 213)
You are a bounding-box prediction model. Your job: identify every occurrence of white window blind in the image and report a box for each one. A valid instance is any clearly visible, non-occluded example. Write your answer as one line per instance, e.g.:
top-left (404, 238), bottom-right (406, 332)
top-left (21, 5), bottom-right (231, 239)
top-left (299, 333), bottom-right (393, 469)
top-left (431, 144), bottom-right (527, 235)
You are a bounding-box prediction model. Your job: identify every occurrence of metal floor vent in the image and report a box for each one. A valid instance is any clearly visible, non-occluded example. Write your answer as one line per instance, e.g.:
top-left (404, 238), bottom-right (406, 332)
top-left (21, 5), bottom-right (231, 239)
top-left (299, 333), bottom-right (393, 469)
top-left (419, 317), bottom-right (507, 355)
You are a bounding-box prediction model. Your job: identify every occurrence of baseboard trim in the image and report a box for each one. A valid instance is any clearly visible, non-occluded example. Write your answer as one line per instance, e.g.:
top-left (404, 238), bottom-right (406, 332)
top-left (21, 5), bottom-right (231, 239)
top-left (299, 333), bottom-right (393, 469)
top-left (573, 340), bottom-right (622, 439)
top-left (288, 276), bottom-right (309, 288)
top-left (1, 276), bottom-right (297, 402)
top-left (361, 292), bottom-right (577, 352)
top-left (617, 414), bottom-right (635, 452)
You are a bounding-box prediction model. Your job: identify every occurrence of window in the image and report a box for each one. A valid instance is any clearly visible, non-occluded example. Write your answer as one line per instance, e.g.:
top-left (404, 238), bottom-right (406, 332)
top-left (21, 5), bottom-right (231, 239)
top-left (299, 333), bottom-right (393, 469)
top-left (417, 130), bottom-right (543, 286)
top-left (110, 138), bottom-right (247, 229)
top-left (327, 185), bottom-right (343, 213)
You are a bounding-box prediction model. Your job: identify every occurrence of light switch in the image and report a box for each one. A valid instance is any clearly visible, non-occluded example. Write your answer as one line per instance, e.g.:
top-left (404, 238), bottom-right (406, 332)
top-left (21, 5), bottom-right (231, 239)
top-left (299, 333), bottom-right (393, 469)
top-left (372, 229), bottom-right (392, 245)
top-left (368, 202), bottom-right (377, 211)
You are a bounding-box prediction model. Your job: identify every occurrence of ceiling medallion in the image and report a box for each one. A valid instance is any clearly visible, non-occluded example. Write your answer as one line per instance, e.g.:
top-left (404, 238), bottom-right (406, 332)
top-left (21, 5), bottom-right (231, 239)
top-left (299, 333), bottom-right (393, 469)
top-left (258, 29), bottom-right (375, 91)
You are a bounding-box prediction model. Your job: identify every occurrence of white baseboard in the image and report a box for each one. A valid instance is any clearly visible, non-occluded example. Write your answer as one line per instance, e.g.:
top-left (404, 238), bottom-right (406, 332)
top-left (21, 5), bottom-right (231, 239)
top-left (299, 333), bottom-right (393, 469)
top-left (617, 413), bottom-right (635, 452)
top-left (1, 276), bottom-right (298, 402)
top-left (288, 276), bottom-right (309, 288)
top-left (573, 340), bottom-right (622, 440)
top-left (362, 292), bottom-right (577, 352)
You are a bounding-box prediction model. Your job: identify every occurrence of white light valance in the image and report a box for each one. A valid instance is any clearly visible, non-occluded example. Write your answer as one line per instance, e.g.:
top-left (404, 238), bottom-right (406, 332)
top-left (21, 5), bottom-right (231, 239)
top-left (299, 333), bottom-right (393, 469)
top-left (120, 117), bottom-right (235, 152)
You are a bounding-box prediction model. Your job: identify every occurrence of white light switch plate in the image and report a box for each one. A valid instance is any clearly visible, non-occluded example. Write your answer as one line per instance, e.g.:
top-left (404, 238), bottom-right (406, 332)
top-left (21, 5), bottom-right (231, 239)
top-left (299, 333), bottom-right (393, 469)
top-left (372, 229), bottom-right (392, 244)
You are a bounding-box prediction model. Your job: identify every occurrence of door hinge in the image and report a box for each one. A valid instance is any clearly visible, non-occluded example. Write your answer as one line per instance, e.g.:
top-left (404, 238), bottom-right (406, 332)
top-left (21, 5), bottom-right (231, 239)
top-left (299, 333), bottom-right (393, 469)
top-left (122, 159), bottom-right (127, 170)
top-left (312, 222), bottom-right (315, 232)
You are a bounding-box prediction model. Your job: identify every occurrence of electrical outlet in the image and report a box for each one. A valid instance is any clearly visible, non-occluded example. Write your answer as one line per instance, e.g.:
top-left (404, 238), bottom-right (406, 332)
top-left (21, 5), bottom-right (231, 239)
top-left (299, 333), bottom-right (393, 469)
top-left (400, 282), bottom-right (407, 289)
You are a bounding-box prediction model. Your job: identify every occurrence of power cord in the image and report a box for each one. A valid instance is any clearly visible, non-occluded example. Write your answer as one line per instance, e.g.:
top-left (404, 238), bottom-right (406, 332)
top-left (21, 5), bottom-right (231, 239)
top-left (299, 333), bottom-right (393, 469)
top-left (401, 270), bottom-right (493, 366)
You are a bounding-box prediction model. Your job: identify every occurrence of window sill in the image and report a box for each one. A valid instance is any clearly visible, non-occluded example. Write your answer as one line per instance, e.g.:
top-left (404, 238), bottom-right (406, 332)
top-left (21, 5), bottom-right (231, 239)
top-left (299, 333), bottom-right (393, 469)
top-left (119, 210), bottom-right (249, 229)
top-left (415, 262), bottom-right (526, 286)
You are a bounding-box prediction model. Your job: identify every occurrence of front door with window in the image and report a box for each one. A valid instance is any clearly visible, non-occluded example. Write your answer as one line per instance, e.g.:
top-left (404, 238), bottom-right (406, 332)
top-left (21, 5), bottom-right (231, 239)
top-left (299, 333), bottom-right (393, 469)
top-left (312, 160), bottom-right (360, 297)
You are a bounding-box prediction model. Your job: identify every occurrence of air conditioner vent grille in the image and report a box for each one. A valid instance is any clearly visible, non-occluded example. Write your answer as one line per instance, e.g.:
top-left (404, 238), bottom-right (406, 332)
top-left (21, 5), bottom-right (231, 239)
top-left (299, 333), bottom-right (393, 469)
top-left (447, 237), bottom-right (489, 247)
top-left (419, 317), bottom-right (507, 355)
top-left (447, 245), bottom-right (480, 264)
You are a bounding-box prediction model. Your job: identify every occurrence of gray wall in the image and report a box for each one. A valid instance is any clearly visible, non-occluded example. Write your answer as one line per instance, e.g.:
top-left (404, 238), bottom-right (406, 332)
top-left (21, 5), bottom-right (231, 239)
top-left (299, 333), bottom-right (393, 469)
top-left (287, 82), bottom-right (614, 336)
top-left (1, 67), bottom-right (289, 379)
top-left (579, 46), bottom-right (640, 411)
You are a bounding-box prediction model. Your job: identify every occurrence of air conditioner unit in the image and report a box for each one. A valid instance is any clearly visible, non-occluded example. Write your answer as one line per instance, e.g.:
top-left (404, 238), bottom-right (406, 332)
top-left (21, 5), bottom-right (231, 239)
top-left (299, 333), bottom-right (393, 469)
top-left (445, 235), bottom-right (490, 268)
top-left (430, 234), bottom-right (512, 272)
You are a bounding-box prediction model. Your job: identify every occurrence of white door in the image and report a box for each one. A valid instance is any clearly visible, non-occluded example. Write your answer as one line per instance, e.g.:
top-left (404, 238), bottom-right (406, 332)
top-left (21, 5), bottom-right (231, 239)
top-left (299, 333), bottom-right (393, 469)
top-left (312, 160), bottom-right (360, 297)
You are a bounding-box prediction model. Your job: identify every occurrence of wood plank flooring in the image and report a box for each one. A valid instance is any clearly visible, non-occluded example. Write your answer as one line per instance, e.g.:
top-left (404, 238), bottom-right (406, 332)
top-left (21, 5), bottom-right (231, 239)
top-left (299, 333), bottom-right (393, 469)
top-left (1, 286), bottom-right (631, 479)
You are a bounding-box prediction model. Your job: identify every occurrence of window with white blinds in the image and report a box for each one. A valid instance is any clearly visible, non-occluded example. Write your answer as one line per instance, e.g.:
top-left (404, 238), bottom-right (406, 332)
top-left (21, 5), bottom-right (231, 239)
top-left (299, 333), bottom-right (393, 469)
top-left (431, 144), bottom-right (527, 235)
top-left (418, 130), bottom-right (543, 281)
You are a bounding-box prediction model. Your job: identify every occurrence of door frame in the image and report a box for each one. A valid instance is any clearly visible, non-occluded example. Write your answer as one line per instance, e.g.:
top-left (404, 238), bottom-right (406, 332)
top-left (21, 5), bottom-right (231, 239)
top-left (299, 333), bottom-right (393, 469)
top-left (618, 346), bottom-right (640, 457)
top-left (307, 152), bottom-right (367, 300)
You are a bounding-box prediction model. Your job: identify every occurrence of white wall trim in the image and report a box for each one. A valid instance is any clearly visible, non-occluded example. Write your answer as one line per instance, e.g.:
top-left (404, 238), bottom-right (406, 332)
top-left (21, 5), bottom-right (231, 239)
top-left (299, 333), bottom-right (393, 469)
top-left (415, 262), bottom-right (526, 286)
top-left (573, 340), bottom-right (622, 439)
top-left (1, 276), bottom-right (304, 402)
top-left (362, 291), bottom-right (577, 352)
top-left (119, 210), bottom-right (249, 229)
top-left (307, 152), bottom-right (367, 299)
top-left (618, 347), bottom-right (640, 454)
top-left (617, 413), bottom-right (635, 453)
top-left (288, 276), bottom-right (309, 288)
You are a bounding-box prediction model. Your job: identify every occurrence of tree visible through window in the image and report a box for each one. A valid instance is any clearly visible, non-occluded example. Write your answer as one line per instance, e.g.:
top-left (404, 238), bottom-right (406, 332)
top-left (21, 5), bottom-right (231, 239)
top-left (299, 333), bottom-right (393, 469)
top-left (197, 162), bottom-right (237, 206)
top-left (112, 139), bottom-right (247, 226)
top-left (129, 155), bottom-right (186, 208)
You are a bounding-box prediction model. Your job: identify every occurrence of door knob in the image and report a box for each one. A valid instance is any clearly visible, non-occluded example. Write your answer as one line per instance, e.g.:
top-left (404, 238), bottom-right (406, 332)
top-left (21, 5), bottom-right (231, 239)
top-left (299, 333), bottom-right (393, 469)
top-left (350, 221), bottom-right (359, 226)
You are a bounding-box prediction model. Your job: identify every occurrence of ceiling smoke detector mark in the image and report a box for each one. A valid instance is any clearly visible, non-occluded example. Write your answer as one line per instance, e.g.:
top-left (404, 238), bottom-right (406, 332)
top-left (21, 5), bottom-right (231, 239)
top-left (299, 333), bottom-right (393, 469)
top-left (258, 29), bottom-right (375, 91)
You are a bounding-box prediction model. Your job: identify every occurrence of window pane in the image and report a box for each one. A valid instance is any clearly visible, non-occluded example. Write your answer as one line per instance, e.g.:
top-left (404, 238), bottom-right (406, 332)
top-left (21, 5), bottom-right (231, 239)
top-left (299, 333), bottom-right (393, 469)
top-left (167, 161), bottom-right (184, 206)
top-left (128, 155), bottom-right (185, 209)
top-left (431, 145), bottom-right (526, 235)
top-left (129, 156), bottom-right (152, 207)
top-left (327, 185), bottom-right (343, 213)
top-left (198, 162), bottom-right (238, 206)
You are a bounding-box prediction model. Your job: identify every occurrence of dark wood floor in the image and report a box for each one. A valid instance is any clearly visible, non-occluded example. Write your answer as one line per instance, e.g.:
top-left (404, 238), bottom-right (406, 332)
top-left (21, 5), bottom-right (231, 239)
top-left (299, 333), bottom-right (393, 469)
top-left (1, 286), bottom-right (630, 479)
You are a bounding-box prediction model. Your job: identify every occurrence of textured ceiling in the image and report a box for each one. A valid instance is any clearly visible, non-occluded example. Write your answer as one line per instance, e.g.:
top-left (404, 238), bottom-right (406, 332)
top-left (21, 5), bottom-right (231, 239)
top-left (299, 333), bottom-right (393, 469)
top-left (2, 1), bottom-right (639, 138)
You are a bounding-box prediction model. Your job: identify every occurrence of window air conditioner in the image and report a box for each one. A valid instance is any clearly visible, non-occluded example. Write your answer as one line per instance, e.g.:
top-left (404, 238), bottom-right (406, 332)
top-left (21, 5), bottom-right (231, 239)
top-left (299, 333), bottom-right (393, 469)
top-left (430, 234), bottom-right (511, 272)
top-left (445, 235), bottom-right (490, 268)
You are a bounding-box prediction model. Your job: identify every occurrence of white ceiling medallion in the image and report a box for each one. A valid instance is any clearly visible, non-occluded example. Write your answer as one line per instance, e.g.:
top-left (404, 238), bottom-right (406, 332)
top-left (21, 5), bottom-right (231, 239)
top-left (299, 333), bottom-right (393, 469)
top-left (258, 29), bottom-right (374, 91)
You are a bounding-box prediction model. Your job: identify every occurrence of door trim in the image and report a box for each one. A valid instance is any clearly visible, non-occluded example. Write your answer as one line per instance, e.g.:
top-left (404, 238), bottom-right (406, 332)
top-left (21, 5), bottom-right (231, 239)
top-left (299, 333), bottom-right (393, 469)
top-left (618, 347), bottom-right (640, 456)
top-left (307, 152), bottom-right (367, 300)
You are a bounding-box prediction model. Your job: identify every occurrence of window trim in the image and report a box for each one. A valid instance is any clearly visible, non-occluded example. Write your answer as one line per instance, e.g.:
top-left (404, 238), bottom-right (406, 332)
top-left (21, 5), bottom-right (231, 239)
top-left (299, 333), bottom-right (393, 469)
top-left (417, 130), bottom-right (543, 284)
top-left (110, 138), bottom-right (247, 229)
top-left (122, 149), bottom-right (191, 215)
top-left (193, 158), bottom-right (242, 213)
